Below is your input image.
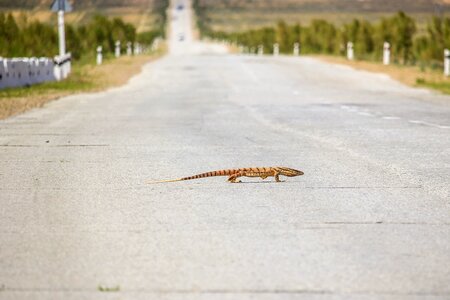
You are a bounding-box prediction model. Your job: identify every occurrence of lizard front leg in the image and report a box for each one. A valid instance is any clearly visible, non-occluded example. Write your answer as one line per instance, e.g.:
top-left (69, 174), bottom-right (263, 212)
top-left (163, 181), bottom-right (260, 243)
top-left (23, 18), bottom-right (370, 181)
top-left (274, 170), bottom-right (282, 182)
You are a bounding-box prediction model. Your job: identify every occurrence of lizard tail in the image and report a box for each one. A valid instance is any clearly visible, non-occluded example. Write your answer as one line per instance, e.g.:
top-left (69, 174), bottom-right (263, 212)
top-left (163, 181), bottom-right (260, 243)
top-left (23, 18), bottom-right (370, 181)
top-left (147, 178), bottom-right (184, 184)
top-left (147, 169), bottom-right (237, 184)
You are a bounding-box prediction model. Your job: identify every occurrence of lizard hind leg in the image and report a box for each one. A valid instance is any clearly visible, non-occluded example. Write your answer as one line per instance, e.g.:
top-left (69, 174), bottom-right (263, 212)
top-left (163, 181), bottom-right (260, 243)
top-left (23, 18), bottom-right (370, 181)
top-left (227, 173), bottom-right (242, 183)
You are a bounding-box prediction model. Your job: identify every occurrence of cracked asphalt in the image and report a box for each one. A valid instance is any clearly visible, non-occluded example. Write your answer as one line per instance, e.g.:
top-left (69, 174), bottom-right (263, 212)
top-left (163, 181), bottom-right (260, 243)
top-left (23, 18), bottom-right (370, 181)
top-left (0, 0), bottom-right (449, 299)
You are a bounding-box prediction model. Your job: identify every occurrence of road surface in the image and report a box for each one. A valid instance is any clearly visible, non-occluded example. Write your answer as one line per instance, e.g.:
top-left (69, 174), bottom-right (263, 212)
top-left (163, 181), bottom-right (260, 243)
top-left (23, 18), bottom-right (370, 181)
top-left (0, 0), bottom-right (449, 299)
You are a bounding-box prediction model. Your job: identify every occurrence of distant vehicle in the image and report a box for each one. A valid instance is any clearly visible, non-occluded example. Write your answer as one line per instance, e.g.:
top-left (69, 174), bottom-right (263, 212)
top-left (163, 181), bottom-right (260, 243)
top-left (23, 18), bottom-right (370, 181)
top-left (177, 4), bottom-right (184, 10)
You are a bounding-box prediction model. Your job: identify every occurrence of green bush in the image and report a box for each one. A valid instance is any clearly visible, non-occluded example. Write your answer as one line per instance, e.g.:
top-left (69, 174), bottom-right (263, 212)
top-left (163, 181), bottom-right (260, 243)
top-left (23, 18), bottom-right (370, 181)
top-left (200, 11), bottom-right (450, 67)
top-left (0, 12), bottom-right (161, 61)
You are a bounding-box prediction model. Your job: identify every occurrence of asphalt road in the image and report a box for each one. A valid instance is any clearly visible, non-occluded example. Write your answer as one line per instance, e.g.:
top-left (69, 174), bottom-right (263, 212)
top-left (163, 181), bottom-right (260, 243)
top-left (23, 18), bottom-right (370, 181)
top-left (0, 0), bottom-right (449, 299)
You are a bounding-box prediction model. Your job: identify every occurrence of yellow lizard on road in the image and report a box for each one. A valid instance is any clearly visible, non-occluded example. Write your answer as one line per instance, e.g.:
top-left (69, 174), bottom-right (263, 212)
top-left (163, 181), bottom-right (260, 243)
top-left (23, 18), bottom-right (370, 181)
top-left (148, 167), bottom-right (304, 183)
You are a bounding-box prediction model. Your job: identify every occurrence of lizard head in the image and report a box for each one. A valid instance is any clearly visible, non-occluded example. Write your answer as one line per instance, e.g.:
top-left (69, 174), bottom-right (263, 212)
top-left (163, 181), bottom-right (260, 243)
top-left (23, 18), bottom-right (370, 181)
top-left (277, 167), bottom-right (304, 177)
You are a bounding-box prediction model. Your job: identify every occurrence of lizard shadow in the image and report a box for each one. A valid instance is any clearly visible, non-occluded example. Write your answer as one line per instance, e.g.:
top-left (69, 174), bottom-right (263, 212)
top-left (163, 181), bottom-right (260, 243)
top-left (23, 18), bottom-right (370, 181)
top-left (236, 181), bottom-right (297, 184)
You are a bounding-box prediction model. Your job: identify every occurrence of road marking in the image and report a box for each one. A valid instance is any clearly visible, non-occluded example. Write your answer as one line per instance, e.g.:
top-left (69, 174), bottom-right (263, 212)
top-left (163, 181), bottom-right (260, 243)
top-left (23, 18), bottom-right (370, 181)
top-left (339, 105), bottom-right (448, 129)
top-left (408, 120), bottom-right (450, 129)
top-left (436, 125), bottom-right (450, 129)
top-left (408, 120), bottom-right (425, 124)
top-left (382, 116), bottom-right (401, 120)
top-left (424, 122), bottom-right (449, 129)
top-left (357, 112), bottom-right (374, 117)
top-left (340, 105), bottom-right (359, 112)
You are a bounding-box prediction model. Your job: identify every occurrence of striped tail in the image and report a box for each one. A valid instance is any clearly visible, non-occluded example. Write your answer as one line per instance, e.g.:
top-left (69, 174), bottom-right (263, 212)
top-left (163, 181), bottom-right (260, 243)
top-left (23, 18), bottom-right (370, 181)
top-left (147, 178), bottom-right (184, 184)
top-left (147, 169), bottom-right (237, 184)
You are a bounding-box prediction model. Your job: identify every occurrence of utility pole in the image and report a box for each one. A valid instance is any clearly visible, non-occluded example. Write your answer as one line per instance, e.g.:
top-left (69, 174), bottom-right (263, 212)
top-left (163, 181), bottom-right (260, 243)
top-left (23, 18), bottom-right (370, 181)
top-left (51, 0), bottom-right (72, 56)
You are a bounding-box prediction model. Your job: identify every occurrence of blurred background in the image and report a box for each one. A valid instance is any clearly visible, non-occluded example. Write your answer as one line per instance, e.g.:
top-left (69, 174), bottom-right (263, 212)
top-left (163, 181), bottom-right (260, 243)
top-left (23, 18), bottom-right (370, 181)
top-left (1, 0), bottom-right (449, 62)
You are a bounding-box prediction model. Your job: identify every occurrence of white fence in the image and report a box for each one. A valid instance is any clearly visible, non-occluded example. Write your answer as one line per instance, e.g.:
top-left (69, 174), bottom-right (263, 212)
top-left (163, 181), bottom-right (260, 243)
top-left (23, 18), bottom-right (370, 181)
top-left (0, 53), bottom-right (71, 90)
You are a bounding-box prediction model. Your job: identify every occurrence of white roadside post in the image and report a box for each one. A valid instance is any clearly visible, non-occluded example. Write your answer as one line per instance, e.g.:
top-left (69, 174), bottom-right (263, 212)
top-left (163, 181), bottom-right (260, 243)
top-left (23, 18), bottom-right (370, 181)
top-left (444, 49), bottom-right (450, 77)
top-left (293, 42), bottom-right (300, 56)
top-left (383, 42), bottom-right (390, 65)
top-left (133, 43), bottom-right (139, 55)
top-left (258, 45), bottom-right (264, 56)
top-left (51, 0), bottom-right (72, 81)
top-left (347, 42), bottom-right (354, 60)
top-left (127, 42), bottom-right (132, 56)
top-left (65, 53), bottom-right (71, 77)
top-left (273, 43), bottom-right (279, 56)
top-left (96, 46), bottom-right (102, 65)
top-left (53, 54), bottom-right (70, 81)
top-left (115, 41), bottom-right (121, 58)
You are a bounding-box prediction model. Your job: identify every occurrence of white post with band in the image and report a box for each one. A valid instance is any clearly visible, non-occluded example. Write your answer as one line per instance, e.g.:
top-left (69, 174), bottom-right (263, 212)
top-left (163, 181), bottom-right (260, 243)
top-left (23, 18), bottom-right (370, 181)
top-left (115, 41), bottom-right (121, 58)
top-left (96, 46), bottom-right (102, 65)
top-left (273, 43), bottom-right (279, 56)
top-left (293, 43), bottom-right (300, 56)
top-left (383, 42), bottom-right (390, 65)
top-left (127, 42), bottom-right (132, 56)
top-left (258, 45), bottom-right (263, 56)
top-left (347, 42), bottom-right (354, 60)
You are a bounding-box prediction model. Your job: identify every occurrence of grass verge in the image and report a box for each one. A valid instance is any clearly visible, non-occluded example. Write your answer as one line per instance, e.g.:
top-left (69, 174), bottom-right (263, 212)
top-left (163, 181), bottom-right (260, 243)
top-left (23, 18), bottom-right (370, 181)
top-left (0, 50), bottom-right (164, 120)
top-left (314, 55), bottom-right (450, 95)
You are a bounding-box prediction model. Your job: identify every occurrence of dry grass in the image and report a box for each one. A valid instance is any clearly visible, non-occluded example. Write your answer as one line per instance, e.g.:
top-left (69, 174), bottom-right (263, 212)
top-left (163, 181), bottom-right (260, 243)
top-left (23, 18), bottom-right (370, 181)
top-left (0, 91), bottom-right (67, 120)
top-left (7, 8), bottom-right (162, 32)
top-left (203, 10), bottom-right (439, 33)
top-left (196, 0), bottom-right (448, 32)
top-left (0, 52), bottom-right (164, 120)
top-left (315, 55), bottom-right (450, 94)
top-left (82, 55), bottom-right (157, 89)
top-left (195, 0), bottom-right (444, 11)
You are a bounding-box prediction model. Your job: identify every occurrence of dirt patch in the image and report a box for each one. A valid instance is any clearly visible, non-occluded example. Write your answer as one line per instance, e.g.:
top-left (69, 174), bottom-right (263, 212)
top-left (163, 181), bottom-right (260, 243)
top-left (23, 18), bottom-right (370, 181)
top-left (0, 92), bottom-right (68, 120)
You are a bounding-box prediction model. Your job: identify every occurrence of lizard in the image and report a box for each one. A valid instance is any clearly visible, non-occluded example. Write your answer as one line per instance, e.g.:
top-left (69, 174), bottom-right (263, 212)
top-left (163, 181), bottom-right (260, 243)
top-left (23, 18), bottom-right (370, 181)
top-left (147, 167), bottom-right (304, 184)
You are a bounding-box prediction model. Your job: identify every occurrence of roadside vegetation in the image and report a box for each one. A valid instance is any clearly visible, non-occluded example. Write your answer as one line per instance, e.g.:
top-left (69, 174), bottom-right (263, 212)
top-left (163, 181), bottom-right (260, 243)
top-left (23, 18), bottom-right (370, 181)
top-left (0, 12), bottom-right (165, 60)
top-left (198, 11), bottom-right (449, 65)
top-left (0, 0), bottom-right (169, 119)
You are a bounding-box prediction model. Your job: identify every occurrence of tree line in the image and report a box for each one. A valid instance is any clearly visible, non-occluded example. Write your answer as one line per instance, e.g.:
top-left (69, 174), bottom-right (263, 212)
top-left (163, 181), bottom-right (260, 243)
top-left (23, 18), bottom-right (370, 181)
top-left (0, 12), bottom-right (163, 60)
top-left (199, 11), bottom-right (450, 66)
